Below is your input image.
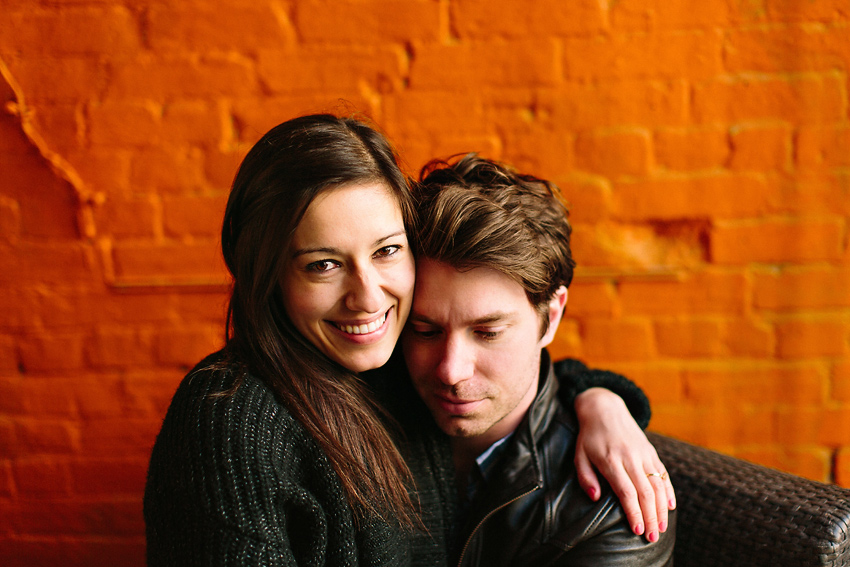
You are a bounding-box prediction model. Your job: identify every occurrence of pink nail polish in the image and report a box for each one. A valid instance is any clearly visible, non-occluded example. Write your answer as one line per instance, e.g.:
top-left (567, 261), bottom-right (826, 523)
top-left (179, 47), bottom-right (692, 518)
top-left (587, 487), bottom-right (597, 500)
top-left (648, 531), bottom-right (658, 543)
top-left (634, 523), bottom-right (643, 535)
top-left (659, 521), bottom-right (667, 532)
top-left (669, 498), bottom-right (676, 509)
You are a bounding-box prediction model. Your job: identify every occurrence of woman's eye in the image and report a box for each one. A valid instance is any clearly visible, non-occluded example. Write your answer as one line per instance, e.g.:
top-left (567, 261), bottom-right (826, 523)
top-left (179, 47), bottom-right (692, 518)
top-left (306, 260), bottom-right (338, 273)
top-left (374, 245), bottom-right (400, 258)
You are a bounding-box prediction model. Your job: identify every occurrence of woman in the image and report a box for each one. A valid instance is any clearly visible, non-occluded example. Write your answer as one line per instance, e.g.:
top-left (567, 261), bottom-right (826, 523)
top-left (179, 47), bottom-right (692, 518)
top-left (144, 114), bottom-right (670, 566)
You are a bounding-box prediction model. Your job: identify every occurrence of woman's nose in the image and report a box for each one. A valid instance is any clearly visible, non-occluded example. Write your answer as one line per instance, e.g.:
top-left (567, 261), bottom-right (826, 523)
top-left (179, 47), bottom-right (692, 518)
top-left (345, 267), bottom-right (383, 313)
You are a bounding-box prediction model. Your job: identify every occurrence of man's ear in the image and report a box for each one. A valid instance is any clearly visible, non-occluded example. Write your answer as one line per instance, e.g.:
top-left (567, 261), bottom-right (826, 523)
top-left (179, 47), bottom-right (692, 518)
top-left (540, 286), bottom-right (568, 348)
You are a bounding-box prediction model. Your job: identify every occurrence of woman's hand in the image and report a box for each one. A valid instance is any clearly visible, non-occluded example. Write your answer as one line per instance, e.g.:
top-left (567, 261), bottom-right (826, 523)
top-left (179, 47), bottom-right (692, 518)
top-left (573, 387), bottom-right (676, 543)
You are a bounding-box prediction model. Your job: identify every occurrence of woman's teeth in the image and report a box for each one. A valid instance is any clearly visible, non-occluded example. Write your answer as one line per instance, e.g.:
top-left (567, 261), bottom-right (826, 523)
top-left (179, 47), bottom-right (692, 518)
top-left (340, 312), bottom-right (387, 335)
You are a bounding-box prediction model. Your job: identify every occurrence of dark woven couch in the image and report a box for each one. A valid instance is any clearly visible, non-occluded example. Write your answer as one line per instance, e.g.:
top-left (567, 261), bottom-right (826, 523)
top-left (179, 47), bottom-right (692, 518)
top-left (650, 432), bottom-right (850, 566)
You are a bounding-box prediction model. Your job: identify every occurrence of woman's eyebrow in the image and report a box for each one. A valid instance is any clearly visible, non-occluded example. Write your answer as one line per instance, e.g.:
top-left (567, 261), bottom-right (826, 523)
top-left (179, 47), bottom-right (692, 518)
top-left (291, 230), bottom-right (407, 258)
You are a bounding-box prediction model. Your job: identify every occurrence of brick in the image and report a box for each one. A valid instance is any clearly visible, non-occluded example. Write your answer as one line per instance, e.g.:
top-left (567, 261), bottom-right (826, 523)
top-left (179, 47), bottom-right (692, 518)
top-left (155, 325), bottom-right (222, 367)
top-left (0, 462), bottom-right (11, 498)
top-left (14, 419), bottom-right (79, 456)
top-left (684, 365), bottom-right (827, 405)
top-left (574, 129), bottom-right (652, 178)
top-left (655, 319), bottom-right (724, 358)
top-left (604, 363), bottom-right (683, 404)
top-left (692, 75), bottom-right (845, 124)
top-left (754, 267), bottom-right (850, 310)
top-left (729, 125), bottom-right (791, 172)
top-left (13, 459), bottom-right (71, 497)
top-left (258, 46), bottom-right (405, 94)
top-left (203, 148), bottom-right (247, 190)
top-left (565, 31), bottom-right (722, 80)
top-left (554, 175), bottom-right (611, 224)
top-left (776, 319), bottom-right (849, 359)
top-left (549, 80), bottom-right (689, 129)
top-left (86, 327), bottom-right (155, 369)
top-left (8, 376), bottom-right (77, 418)
top-left (130, 146), bottom-right (206, 194)
top-left (498, 129), bottom-right (575, 182)
top-left (610, 0), bottom-right (730, 30)
top-left (162, 195), bottom-right (227, 239)
top-left (548, 319), bottom-right (582, 361)
top-left (711, 218), bottom-right (844, 264)
top-left (620, 271), bottom-right (747, 316)
top-left (110, 241), bottom-right (227, 283)
top-left (725, 25), bottom-right (850, 73)
top-left (654, 127), bottom-right (729, 171)
top-left (122, 372), bottom-right (184, 419)
top-left (78, 418), bottom-right (162, 458)
top-left (296, 0), bottom-right (440, 43)
top-left (160, 102), bottom-right (223, 148)
top-left (837, 446), bottom-right (850, 487)
top-left (383, 92), bottom-right (487, 142)
top-left (612, 174), bottom-right (772, 220)
top-left (3, 6), bottom-right (140, 56)
top-left (650, 405), bottom-right (775, 447)
top-left (64, 148), bottom-right (132, 196)
top-left (725, 318), bottom-right (774, 358)
top-left (797, 125), bottom-right (850, 170)
top-left (0, 335), bottom-right (17, 375)
top-left (764, 0), bottom-right (850, 22)
top-left (0, 538), bottom-right (146, 567)
top-left (36, 289), bottom-right (172, 329)
top-left (580, 318), bottom-right (654, 362)
top-left (734, 446), bottom-right (830, 482)
top-left (410, 39), bottom-right (559, 90)
top-left (571, 222), bottom-right (705, 270)
top-left (7, 499), bottom-right (142, 536)
top-left (69, 457), bottom-right (147, 495)
top-left (88, 101), bottom-right (163, 148)
top-left (107, 53), bottom-right (256, 100)
top-left (4, 56), bottom-right (108, 103)
top-left (774, 174), bottom-right (850, 216)
top-left (0, 196), bottom-right (21, 242)
top-left (93, 196), bottom-right (158, 239)
top-left (173, 293), bottom-right (230, 323)
top-left (834, 361), bottom-right (850, 402)
top-left (452, 0), bottom-right (605, 38)
top-left (777, 407), bottom-right (850, 445)
top-left (147, 2), bottom-right (292, 51)
top-left (564, 281), bottom-right (618, 317)
top-left (18, 333), bottom-right (85, 373)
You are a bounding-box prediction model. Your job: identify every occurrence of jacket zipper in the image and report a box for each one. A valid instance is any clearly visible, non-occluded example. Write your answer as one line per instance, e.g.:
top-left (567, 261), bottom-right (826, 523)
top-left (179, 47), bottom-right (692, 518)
top-left (456, 485), bottom-right (540, 567)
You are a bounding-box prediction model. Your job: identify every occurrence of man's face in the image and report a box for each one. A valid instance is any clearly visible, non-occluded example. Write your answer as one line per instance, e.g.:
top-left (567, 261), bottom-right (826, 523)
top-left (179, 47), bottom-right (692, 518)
top-left (402, 258), bottom-right (566, 453)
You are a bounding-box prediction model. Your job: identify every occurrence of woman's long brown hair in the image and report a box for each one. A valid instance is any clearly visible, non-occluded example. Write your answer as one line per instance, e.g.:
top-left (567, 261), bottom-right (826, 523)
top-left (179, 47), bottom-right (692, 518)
top-left (220, 114), bottom-right (418, 527)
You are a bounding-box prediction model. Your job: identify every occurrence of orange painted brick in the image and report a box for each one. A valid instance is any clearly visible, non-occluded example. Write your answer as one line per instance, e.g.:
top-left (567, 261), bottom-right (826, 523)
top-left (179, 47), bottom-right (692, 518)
top-left (729, 125), bottom-right (791, 172)
top-left (650, 406), bottom-right (775, 448)
top-left (0, 196), bottom-right (20, 242)
top-left (837, 446), bottom-right (850, 487)
top-left (155, 325), bottom-right (222, 367)
top-left (89, 101), bottom-right (163, 148)
top-left (612, 174), bottom-right (772, 220)
top-left (130, 147), bottom-right (206, 194)
top-left (549, 319), bottom-right (582, 360)
top-left (604, 363), bottom-right (683, 404)
top-left (0, 462), bottom-right (11, 498)
top-left (619, 271), bottom-right (747, 316)
top-left (711, 218), bottom-right (844, 264)
top-left (204, 149), bottom-right (248, 191)
top-left (5, 57), bottom-right (107, 103)
top-left (14, 377), bottom-right (77, 418)
top-left (72, 376), bottom-right (132, 419)
top-left (571, 222), bottom-right (704, 271)
top-left (580, 318), bottom-right (654, 362)
top-left (411, 40), bottom-right (559, 90)
top-left (122, 371), bottom-right (186, 418)
top-left (384, 91), bottom-right (488, 141)
top-left (107, 53), bottom-right (256, 100)
top-left (4, 6), bottom-right (140, 56)
top-left (655, 319), bottom-right (724, 358)
top-left (296, 0), bottom-right (440, 43)
top-left (160, 102), bottom-right (223, 147)
top-left (8, 499), bottom-right (143, 536)
top-left (564, 31), bottom-right (722, 80)
top-left (78, 418), bottom-right (162, 458)
top-left (0, 539), bottom-right (146, 567)
top-left (574, 129), bottom-right (652, 178)
top-left (610, 0), bottom-right (729, 30)
top-left (14, 419), bottom-right (77, 457)
top-left (764, 0), bottom-right (850, 22)
top-left (173, 293), bottom-right (230, 324)
top-left (162, 195), bottom-right (227, 239)
top-left (692, 75), bottom-right (845, 124)
top-left (498, 129), bottom-right (575, 181)
top-left (65, 148), bottom-right (132, 195)
top-left (776, 319), bottom-right (850, 359)
top-left (564, 281), bottom-right (618, 317)
top-left (555, 175), bottom-right (611, 224)
top-left (13, 458), bottom-right (71, 497)
top-left (147, 2), bottom-right (291, 51)
top-left (452, 0), bottom-right (605, 38)
top-left (774, 173), bottom-right (850, 217)
top-left (734, 446), bottom-right (830, 482)
top-left (94, 196), bottom-right (158, 239)
top-left (725, 25), bottom-right (850, 73)
top-left (0, 336), bottom-right (16, 375)
top-left (68, 458), bottom-right (148, 497)
top-left (797, 125), bottom-right (850, 170)
top-left (0, 420), bottom-right (13, 461)
top-left (548, 79), bottom-right (689, 129)
top-left (832, 360), bottom-right (850, 402)
top-left (258, 46), bottom-right (405, 94)
top-left (86, 327), bottom-right (155, 369)
top-left (111, 241), bottom-right (227, 282)
top-left (753, 267), bottom-right (850, 310)
top-left (684, 365), bottom-right (827, 405)
top-left (654, 127), bottom-right (729, 171)
top-left (18, 333), bottom-right (85, 373)
top-left (724, 318), bottom-right (774, 358)
top-left (777, 407), bottom-right (850, 446)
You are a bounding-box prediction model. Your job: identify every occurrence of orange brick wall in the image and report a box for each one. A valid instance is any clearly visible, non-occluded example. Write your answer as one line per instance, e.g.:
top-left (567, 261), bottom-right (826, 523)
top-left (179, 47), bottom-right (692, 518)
top-left (1, 1), bottom-right (849, 564)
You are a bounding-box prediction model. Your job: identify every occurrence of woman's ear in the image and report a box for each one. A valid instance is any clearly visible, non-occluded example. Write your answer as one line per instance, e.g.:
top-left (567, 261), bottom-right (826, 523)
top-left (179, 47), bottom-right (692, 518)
top-left (540, 286), bottom-right (568, 347)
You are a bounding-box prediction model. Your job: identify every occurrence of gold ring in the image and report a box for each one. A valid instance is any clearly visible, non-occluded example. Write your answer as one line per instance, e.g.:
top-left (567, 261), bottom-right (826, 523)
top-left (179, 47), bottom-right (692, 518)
top-left (646, 472), bottom-right (668, 480)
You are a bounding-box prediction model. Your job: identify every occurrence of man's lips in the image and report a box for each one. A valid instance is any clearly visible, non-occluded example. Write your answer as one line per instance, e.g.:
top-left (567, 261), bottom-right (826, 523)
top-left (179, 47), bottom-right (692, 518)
top-left (434, 393), bottom-right (484, 415)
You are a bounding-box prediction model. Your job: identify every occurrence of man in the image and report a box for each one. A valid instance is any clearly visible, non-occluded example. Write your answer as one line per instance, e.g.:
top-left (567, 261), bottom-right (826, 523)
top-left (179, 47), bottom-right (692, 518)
top-left (399, 154), bottom-right (676, 566)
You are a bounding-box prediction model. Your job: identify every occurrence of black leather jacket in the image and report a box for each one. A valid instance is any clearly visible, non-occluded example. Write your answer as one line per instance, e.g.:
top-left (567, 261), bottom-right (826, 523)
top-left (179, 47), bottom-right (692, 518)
top-left (452, 351), bottom-right (676, 567)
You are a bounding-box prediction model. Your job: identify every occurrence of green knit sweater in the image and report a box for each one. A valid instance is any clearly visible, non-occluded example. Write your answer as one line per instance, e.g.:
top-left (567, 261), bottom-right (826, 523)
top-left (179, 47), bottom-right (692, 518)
top-left (144, 352), bottom-right (411, 567)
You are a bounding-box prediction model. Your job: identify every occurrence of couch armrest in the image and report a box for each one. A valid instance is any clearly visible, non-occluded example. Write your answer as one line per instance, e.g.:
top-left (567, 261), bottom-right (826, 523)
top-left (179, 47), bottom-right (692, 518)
top-left (648, 432), bottom-right (850, 567)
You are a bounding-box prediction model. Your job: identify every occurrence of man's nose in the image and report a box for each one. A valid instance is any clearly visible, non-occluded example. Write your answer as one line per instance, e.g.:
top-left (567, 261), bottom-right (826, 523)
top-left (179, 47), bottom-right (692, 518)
top-left (435, 336), bottom-right (474, 387)
top-left (345, 267), bottom-right (383, 313)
